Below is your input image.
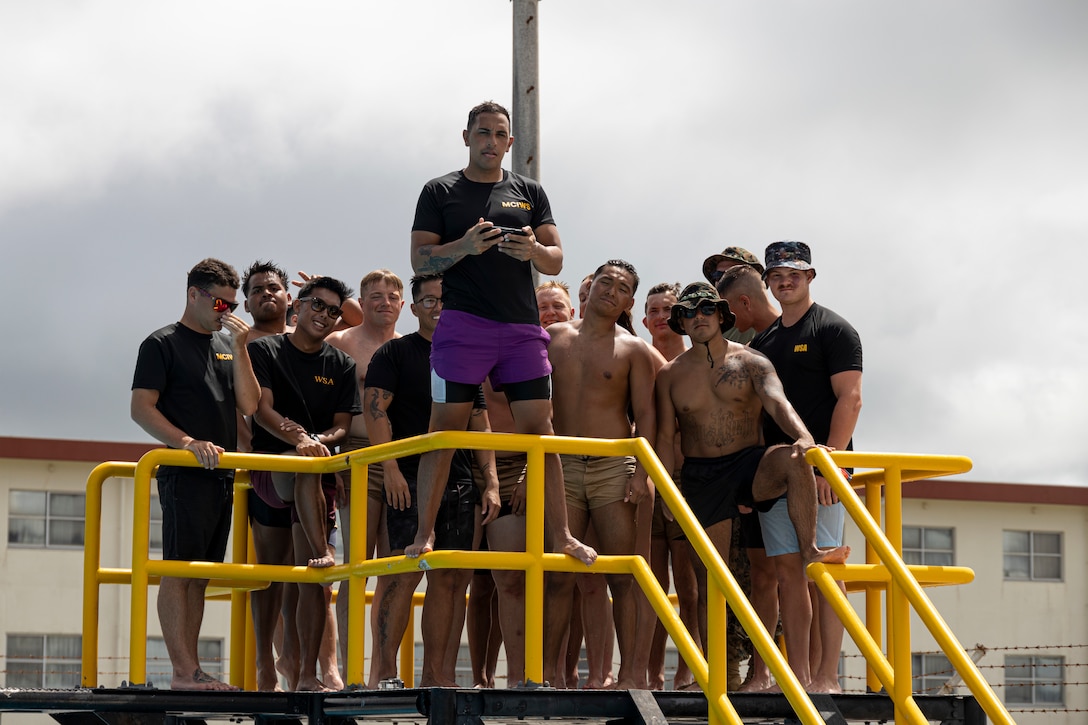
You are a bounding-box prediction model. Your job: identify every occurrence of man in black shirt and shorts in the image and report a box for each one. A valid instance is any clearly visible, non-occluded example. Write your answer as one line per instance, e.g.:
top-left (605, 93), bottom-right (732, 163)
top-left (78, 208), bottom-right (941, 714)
top-left (364, 274), bottom-right (500, 687)
top-left (131, 258), bottom-right (261, 690)
top-left (405, 101), bottom-right (594, 571)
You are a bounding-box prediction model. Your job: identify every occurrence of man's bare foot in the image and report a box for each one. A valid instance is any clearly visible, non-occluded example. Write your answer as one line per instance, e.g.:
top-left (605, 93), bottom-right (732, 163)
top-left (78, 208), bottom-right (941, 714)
top-left (323, 670), bottom-right (345, 691)
top-left (405, 533), bottom-right (435, 558)
top-left (562, 537), bottom-right (598, 565)
top-left (606, 677), bottom-right (647, 691)
top-left (677, 680), bottom-right (703, 692)
top-left (806, 545), bottom-right (850, 566)
top-left (673, 674), bottom-right (695, 690)
top-left (172, 668), bottom-right (239, 691)
top-left (296, 677), bottom-right (334, 692)
top-left (738, 675), bottom-right (775, 692)
top-left (807, 676), bottom-right (843, 694)
top-left (419, 675), bottom-right (458, 687)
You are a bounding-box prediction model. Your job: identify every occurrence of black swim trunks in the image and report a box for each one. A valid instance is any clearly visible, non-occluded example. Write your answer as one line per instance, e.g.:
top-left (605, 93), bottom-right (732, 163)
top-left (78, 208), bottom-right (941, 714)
top-left (680, 446), bottom-right (768, 530)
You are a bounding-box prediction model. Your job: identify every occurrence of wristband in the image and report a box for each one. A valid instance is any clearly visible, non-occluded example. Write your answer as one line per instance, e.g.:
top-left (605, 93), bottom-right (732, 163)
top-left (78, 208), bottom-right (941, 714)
top-left (308, 432), bottom-right (321, 443)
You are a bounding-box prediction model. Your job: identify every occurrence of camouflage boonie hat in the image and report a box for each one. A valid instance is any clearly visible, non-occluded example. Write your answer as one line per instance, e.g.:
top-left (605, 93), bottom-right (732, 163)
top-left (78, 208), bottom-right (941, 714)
top-left (702, 246), bottom-right (765, 282)
top-left (763, 240), bottom-right (816, 280)
top-left (668, 281), bottom-right (736, 335)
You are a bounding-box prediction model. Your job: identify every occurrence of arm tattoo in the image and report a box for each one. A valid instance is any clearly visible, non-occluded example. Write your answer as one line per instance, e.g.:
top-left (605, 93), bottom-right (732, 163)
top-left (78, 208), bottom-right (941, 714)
top-left (415, 245), bottom-right (456, 274)
top-left (365, 389), bottom-right (391, 421)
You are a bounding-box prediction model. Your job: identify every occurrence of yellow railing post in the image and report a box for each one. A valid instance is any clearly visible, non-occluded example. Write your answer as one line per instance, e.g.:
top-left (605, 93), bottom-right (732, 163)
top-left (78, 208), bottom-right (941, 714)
top-left (523, 441), bottom-right (546, 685)
top-left (127, 453), bottom-right (158, 684)
top-left (228, 476), bottom-right (251, 688)
top-left (345, 455), bottom-right (369, 687)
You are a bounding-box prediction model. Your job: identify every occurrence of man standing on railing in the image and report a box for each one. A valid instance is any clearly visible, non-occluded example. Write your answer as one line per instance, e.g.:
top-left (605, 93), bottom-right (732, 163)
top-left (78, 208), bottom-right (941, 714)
top-left (363, 274), bottom-right (500, 687)
top-left (544, 259), bottom-right (663, 690)
top-left (405, 101), bottom-right (595, 572)
top-left (247, 276), bottom-right (361, 691)
top-left (654, 281), bottom-right (850, 691)
top-left (131, 258), bottom-right (261, 691)
top-left (749, 242), bottom-right (863, 694)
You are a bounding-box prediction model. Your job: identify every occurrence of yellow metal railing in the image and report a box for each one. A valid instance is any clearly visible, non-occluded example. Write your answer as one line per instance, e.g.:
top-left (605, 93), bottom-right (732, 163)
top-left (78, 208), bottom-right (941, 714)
top-left (806, 449), bottom-right (1014, 725)
top-left (82, 436), bottom-right (1011, 725)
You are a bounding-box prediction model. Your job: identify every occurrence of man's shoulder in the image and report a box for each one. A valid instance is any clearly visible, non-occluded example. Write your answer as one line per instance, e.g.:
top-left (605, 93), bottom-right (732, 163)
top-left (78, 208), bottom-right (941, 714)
top-left (810, 302), bottom-right (858, 331)
top-left (420, 169), bottom-right (464, 191)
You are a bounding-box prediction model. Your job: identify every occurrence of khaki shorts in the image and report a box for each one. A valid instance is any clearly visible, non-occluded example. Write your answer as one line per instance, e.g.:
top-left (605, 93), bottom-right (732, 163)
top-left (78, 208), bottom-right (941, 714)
top-left (471, 453), bottom-right (527, 518)
top-left (342, 434), bottom-right (386, 503)
top-left (560, 454), bottom-right (636, 512)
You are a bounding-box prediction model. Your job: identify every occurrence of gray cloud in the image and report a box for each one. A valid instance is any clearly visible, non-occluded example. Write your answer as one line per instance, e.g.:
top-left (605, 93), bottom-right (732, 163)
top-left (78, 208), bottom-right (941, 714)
top-left (1, 0), bottom-right (1084, 486)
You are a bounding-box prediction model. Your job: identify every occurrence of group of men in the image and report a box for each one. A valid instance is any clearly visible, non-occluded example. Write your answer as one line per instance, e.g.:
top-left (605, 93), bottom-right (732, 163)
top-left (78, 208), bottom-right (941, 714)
top-left (131, 99), bottom-right (862, 694)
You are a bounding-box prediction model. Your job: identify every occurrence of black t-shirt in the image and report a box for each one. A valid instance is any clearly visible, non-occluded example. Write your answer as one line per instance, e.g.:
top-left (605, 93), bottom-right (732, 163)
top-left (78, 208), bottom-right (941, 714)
top-left (750, 303), bottom-right (863, 447)
top-left (247, 334), bottom-right (361, 453)
top-left (365, 332), bottom-right (480, 482)
top-left (132, 322), bottom-right (238, 476)
top-left (412, 169), bottom-right (555, 325)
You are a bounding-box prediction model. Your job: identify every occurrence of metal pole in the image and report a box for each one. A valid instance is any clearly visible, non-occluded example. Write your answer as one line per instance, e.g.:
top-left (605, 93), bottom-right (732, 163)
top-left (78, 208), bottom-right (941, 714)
top-left (511, 0), bottom-right (540, 181)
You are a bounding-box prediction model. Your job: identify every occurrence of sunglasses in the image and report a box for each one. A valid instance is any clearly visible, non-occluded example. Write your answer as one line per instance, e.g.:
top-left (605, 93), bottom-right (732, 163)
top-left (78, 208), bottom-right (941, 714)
top-left (196, 287), bottom-right (239, 313)
top-left (298, 296), bottom-right (343, 319)
top-left (680, 302), bottom-right (720, 319)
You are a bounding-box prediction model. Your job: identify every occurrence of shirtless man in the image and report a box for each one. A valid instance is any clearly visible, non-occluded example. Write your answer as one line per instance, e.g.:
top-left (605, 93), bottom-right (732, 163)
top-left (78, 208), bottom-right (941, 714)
top-left (714, 262), bottom-right (785, 692)
top-left (654, 281), bottom-right (849, 691)
top-left (326, 269), bottom-right (403, 674)
top-left (544, 259), bottom-right (661, 690)
top-left (640, 282), bottom-right (699, 689)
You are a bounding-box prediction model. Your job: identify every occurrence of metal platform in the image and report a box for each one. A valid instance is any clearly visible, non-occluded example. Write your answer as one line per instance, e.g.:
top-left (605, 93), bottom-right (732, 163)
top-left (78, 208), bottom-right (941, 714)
top-left (0, 687), bottom-right (986, 725)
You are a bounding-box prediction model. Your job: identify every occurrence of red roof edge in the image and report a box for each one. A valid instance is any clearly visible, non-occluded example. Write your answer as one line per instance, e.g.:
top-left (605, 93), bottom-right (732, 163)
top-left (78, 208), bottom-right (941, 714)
top-left (903, 479), bottom-right (1088, 506)
top-left (0, 436), bottom-right (158, 463)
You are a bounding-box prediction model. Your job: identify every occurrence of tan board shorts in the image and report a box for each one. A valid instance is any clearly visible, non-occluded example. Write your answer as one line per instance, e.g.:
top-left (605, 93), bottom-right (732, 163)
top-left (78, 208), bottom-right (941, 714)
top-left (560, 454), bottom-right (636, 512)
top-left (342, 434), bottom-right (386, 504)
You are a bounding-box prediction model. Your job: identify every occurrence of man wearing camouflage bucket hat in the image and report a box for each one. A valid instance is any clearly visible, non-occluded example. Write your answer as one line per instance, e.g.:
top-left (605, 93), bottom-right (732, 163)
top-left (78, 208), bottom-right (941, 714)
top-left (656, 280), bottom-right (850, 687)
top-left (751, 240), bottom-right (862, 692)
top-left (701, 246), bottom-right (765, 344)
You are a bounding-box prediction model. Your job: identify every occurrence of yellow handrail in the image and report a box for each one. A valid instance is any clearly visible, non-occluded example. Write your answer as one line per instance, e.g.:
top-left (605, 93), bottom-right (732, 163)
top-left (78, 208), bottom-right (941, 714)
top-left (83, 436), bottom-right (1009, 725)
top-left (806, 449), bottom-right (1014, 725)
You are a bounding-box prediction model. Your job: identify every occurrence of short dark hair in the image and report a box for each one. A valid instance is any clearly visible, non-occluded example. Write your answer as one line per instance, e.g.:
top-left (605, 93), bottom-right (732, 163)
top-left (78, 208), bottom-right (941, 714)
top-left (241, 260), bottom-right (289, 296)
top-left (715, 265), bottom-right (763, 297)
top-left (593, 259), bottom-right (640, 294)
top-left (644, 282), bottom-right (681, 313)
top-left (409, 274), bottom-right (442, 301)
top-left (298, 276), bottom-right (353, 304)
top-left (187, 258), bottom-right (239, 291)
top-left (467, 101), bottom-right (511, 131)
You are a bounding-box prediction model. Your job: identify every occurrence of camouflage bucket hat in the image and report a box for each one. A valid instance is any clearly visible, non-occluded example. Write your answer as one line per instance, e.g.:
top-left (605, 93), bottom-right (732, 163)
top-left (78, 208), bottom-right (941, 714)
top-left (763, 240), bottom-right (816, 280)
top-left (701, 246), bottom-right (765, 282)
top-left (668, 281), bottom-right (736, 335)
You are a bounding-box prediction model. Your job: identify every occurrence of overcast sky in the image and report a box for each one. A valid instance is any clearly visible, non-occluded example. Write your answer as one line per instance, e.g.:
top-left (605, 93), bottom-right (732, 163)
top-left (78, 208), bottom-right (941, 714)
top-left (1, 1), bottom-right (1084, 486)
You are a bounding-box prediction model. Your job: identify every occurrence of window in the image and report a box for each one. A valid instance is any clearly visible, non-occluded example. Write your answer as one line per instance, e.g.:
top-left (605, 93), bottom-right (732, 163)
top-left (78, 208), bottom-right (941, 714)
top-left (903, 526), bottom-right (954, 566)
top-left (1003, 531), bottom-right (1062, 581)
top-left (1005, 655), bottom-right (1063, 706)
top-left (5, 634), bottom-right (82, 688)
top-left (147, 637), bottom-right (223, 686)
top-left (8, 490), bottom-right (85, 548)
top-left (912, 652), bottom-right (953, 694)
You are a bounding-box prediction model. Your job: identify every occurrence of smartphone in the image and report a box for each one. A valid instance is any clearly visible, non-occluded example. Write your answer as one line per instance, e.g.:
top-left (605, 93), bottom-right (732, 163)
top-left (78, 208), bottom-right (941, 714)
top-left (487, 225), bottom-right (529, 237)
